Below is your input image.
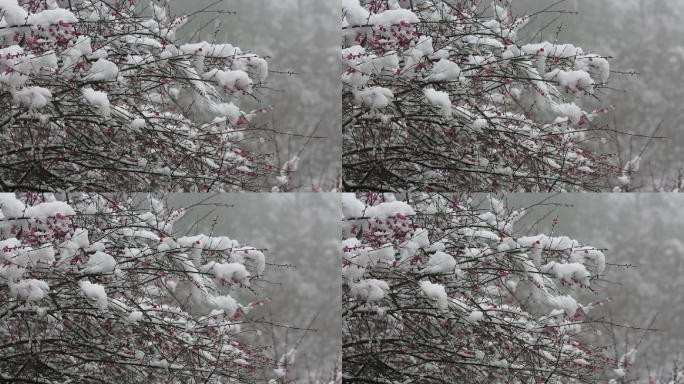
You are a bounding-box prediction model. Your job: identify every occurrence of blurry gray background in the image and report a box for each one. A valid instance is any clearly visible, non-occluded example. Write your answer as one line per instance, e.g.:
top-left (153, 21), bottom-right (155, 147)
top-left (513, 0), bottom-right (684, 190)
top-left (503, 193), bottom-right (684, 380)
top-left (167, 193), bottom-right (341, 381)
top-left (172, 0), bottom-right (341, 190)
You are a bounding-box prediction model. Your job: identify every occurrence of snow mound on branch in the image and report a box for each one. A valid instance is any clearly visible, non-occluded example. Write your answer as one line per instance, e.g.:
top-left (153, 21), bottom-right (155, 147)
top-left (430, 59), bottom-right (462, 81)
top-left (12, 87), bottom-right (52, 109)
top-left (0, 1), bottom-right (76, 26)
top-left (178, 235), bottom-right (238, 250)
top-left (212, 262), bottom-right (250, 284)
top-left (555, 70), bottom-right (595, 92)
top-left (231, 247), bottom-right (266, 275)
top-left (58, 228), bottom-right (90, 258)
top-left (361, 245), bottom-right (396, 267)
top-left (10, 279), bottom-right (50, 301)
top-left (0, 0), bottom-right (28, 26)
top-left (572, 246), bottom-right (606, 276)
top-left (370, 9), bottom-right (419, 26)
top-left (521, 42), bottom-right (583, 59)
top-left (542, 261), bottom-right (590, 285)
top-left (131, 118), bottom-right (146, 129)
top-left (82, 88), bottom-right (111, 118)
top-left (84, 58), bottom-right (119, 82)
top-left (27, 8), bottom-right (77, 25)
top-left (354, 87), bottom-right (394, 109)
top-left (79, 280), bottom-right (108, 309)
top-left (467, 310), bottom-right (484, 323)
top-left (0, 193), bottom-right (26, 218)
top-left (422, 251), bottom-right (456, 274)
top-left (203, 69), bottom-right (253, 93)
top-left (179, 42), bottom-right (242, 57)
top-left (208, 294), bottom-right (239, 315)
top-left (341, 0), bottom-right (370, 25)
top-left (342, 194), bottom-right (415, 219)
top-left (84, 251), bottom-right (116, 274)
top-left (424, 88), bottom-right (452, 118)
top-left (126, 310), bottom-right (143, 323)
top-left (547, 294), bottom-right (578, 315)
top-left (25, 201), bottom-right (75, 218)
top-left (419, 280), bottom-right (448, 310)
top-left (576, 54), bottom-right (610, 83)
top-left (350, 279), bottom-right (390, 301)
top-left (517, 235), bottom-right (578, 250)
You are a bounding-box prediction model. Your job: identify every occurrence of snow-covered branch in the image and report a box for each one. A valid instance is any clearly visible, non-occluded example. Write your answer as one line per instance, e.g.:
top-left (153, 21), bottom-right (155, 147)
top-left (342, 0), bottom-right (616, 192)
top-left (0, 0), bottom-right (292, 191)
top-left (342, 193), bottom-right (612, 382)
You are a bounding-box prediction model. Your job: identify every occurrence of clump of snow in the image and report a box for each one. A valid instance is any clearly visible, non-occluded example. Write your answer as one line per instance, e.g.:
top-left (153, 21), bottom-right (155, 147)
top-left (555, 70), bottom-right (595, 92)
top-left (547, 294), bottom-right (578, 315)
top-left (179, 41), bottom-right (241, 57)
top-left (212, 262), bottom-right (250, 284)
top-left (27, 8), bottom-right (77, 26)
top-left (341, 194), bottom-right (368, 218)
top-left (178, 235), bottom-right (238, 250)
top-left (84, 251), bottom-right (116, 274)
top-left (208, 294), bottom-right (239, 315)
top-left (354, 87), bottom-right (394, 109)
top-left (85, 58), bottom-right (119, 82)
top-left (575, 54), bottom-right (610, 83)
top-left (571, 246), bottom-right (606, 276)
top-left (342, 0), bottom-right (370, 25)
top-left (517, 235), bottom-right (578, 251)
top-left (521, 42), bottom-right (582, 59)
top-left (10, 279), bottom-right (50, 301)
top-left (131, 118), bottom-right (146, 129)
top-left (12, 87), bottom-right (53, 109)
top-left (25, 201), bottom-right (76, 218)
top-left (127, 310), bottom-right (143, 323)
top-left (423, 88), bottom-right (452, 118)
top-left (542, 261), bottom-right (590, 285)
top-left (0, 0), bottom-right (29, 26)
top-left (0, 193), bottom-right (26, 218)
top-left (369, 9), bottom-right (419, 26)
top-left (150, 359), bottom-right (169, 368)
top-left (430, 59), bottom-right (461, 81)
top-left (210, 102), bottom-right (242, 125)
top-left (363, 245), bottom-right (396, 267)
top-left (79, 280), bottom-right (108, 309)
top-left (350, 279), bottom-right (390, 301)
top-left (82, 88), bottom-right (111, 118)
top-left (203, 69), bottom-right (253, 93)
top-left (419, 280), bottom-right (448, 310)
top-left (422, 251), bottom-right (456, 274)
top-left (341, 194), bottom-right (416, 219)
top-left (467, 310), bottom-right (484, 323)
top-left (71, 229), bottom-right (90, 248)
top-left (555, 103), bottom-right (583, 124)
top-left (231, 247), bottom-right (266, 275)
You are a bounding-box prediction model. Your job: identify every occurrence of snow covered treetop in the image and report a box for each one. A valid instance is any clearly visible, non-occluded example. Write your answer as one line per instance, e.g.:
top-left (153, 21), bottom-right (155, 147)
top-left (0, 0), bottom-right (283, 191)
top-left (342, 193), bottom-right (611, 383)
top-left (0, 192), bottom-right (270, 383)
top-left (342, 0), bottom-right (615, 192)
